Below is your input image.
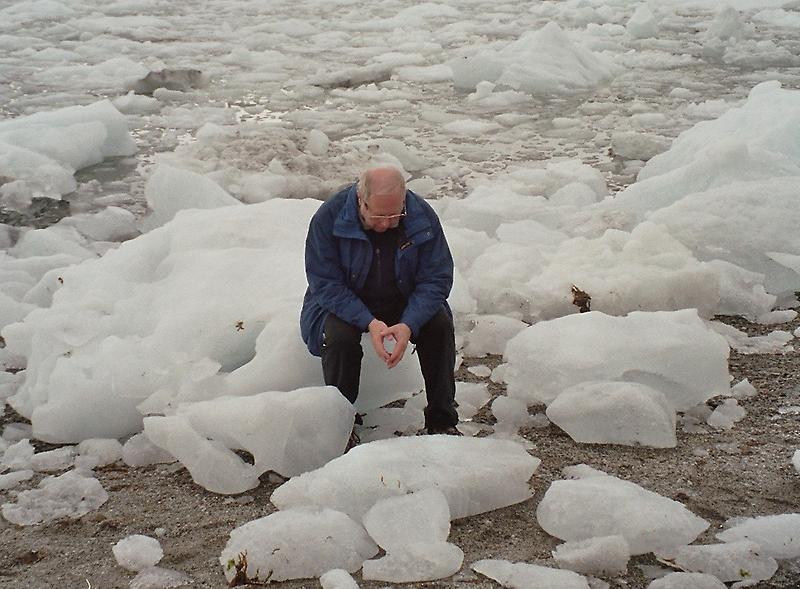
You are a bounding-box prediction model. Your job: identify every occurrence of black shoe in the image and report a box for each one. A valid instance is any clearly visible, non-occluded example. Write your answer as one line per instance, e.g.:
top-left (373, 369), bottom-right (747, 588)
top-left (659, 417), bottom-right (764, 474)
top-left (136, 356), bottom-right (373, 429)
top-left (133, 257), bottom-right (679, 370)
top-left (345, 429), bottom-right (360, 453)
top-left (425, 424), bottom-right (463, 436)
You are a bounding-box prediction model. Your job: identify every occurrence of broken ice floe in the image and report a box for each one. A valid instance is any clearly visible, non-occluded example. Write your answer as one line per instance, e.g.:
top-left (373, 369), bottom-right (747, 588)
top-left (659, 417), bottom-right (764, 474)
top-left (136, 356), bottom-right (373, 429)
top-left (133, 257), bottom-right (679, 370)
top-left (113, 534), bottom-right (164, 572)
top-left (361, 488), bottom-right (463, 583)
top-left (143, 386), bottom-right (354, 494)
top-left (2, 469), bottom-right (108, 525)
top-left (716, 513), bottom-right (800, 560)
top-left (647, 572), bottom-right (726, 589)
top-left (472, 559), bottom-right (589, 589)
top-left (552, 535), bottom-right (630, 576)
top-left (546, 381), bottom-right (677, 448)
top-left (536, 470), bottom-right (708, 556)
top-left (271, 436), bottom-right (539, 522)
top-left (669, 541), bottom-right (777, 585)
top-left (219, 507), bottom-right (378, 583)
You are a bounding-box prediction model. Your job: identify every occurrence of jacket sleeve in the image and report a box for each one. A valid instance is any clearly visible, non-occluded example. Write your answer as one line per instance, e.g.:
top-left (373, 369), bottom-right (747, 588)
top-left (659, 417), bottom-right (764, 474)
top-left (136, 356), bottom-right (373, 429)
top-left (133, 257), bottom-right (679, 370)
top-left (305, 209), bottom-right (374, 331)
top-left (400, 213), bottom-right (454, 336)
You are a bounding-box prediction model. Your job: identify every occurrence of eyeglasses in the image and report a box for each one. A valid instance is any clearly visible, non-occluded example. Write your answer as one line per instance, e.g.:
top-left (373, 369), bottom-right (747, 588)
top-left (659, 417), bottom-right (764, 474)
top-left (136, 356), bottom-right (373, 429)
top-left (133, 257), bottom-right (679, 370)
top-left (359, 197), bottom-right (406, 221)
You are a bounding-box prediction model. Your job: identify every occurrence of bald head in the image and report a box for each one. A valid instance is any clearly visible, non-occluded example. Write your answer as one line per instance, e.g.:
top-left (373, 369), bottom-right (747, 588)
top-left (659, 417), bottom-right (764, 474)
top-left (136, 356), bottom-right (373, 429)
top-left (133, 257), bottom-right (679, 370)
top-left (357, 166), bottom-right (406, 202)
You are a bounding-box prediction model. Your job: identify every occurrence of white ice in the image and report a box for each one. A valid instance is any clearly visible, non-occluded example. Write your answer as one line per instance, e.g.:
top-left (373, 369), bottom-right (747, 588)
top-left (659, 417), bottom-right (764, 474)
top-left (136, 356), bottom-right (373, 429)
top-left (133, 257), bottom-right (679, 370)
top-left (552, 535), bottom-right (630, 576)
top-left (706, 398), bottom-right (746, 430)
top-left (129, 567), bottom-right (192, 589)
top-left (112, 534), bottom-right (164, 572)
top-left (271, 436), bottom-right (540, 522)
top-left (536, 471), bottom-right (709, 555)
top-left (504, 310), bottom-right (730, 409)
top-left (361, 488), bottom-right (463, 583)
top-left (1, 469), bottom-right (108, 526)
top-left (143, 386), bottom-right (354, 494)
top-left (122, 433), bottom-right (175, 467)
top-left (219, 507), bottom-right (378, 583)
top-left (716, 513), bottom-right (800, 560)
top-left (670, 541), bottom-right (777, 584)
top-left (472, 559), bottom-right (589, 589)
top-left (546, 381), bottom-right (677, 448)
top-left (319, 569), bottom-right (360, 589)
top-left (647, 572), bottom-right (726, 589)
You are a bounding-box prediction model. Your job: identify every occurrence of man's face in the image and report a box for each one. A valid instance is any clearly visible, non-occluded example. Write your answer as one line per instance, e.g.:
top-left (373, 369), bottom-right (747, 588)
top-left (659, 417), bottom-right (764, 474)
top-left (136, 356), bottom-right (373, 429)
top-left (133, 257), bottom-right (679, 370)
top-left (359, 189), bottom-right (406, 233)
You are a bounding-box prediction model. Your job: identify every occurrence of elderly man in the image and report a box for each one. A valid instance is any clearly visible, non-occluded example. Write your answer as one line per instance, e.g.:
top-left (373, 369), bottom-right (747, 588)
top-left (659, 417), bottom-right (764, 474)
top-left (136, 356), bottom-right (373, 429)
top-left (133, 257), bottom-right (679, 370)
top-left (300, 166), bottom-right (459, 447)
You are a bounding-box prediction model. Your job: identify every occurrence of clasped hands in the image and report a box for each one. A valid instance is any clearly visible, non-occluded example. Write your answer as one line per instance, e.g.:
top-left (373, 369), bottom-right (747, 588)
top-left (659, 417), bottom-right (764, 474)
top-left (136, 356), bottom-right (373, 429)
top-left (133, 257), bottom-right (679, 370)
top-left (368, 318), bottom-right (411, 369)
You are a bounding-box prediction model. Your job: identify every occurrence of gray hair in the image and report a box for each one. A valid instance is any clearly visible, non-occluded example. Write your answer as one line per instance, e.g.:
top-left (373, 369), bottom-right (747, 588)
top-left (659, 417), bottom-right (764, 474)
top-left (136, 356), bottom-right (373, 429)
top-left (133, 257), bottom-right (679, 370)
top-left (357, 167), bottom-right (406, 201)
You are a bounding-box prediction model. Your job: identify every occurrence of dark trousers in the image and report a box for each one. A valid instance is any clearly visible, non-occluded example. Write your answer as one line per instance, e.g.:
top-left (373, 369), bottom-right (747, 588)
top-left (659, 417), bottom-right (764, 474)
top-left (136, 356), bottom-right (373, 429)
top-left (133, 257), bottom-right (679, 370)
top-left (320, 308), bottom-right (458, 430)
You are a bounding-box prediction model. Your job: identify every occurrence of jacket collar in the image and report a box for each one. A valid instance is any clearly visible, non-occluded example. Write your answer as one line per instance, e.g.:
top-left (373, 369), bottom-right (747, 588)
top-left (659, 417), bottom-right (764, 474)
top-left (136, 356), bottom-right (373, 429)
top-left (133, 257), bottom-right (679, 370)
top-left (332, 183), bottom-right (432, 240)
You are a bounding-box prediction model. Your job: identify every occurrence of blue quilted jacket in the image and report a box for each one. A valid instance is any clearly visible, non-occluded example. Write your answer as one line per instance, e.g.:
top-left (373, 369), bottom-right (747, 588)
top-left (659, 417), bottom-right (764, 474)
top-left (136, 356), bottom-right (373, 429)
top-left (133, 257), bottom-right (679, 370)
top-left (300, 184), bottom-right (453, 356)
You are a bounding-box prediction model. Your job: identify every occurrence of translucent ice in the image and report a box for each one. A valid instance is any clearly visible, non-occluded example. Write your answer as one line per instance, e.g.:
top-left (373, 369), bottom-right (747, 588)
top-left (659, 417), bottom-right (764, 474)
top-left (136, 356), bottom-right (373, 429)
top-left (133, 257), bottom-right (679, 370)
top-left (505, 310), bottom-right (730, 409)
top-left (320, 569), bottom-right (360, 589)
top-left (122, 433), bottom-right (176, 467)
top-left (129, 566), bottom-right (192, 589)
top-left (219, 507), bottom-right (378, 582)
top-left (647, 572), bottom-right (726, 589)
top-left (536, 473), bottom-right (708, 555)
top-left (0, 438), bottom-right (34, 471)
top-left (717, 513), bottom-right (800, 559)
top-left (77, 438), bottom-right (123, 467)
top-left (113, 534), bottom-right (164, 572)
top-left (2, 469), bottom-right (108, 525)
top-left (272, 436), bottom-right (539, 522)
top-left (361, 489), bottom-right (463, 582)
top-left (552, 535), bottom-right (630, 575)
top-left (472, 559), bottom-right (589, 589)
top-left (671, 541), bottom-right (777, 584)
top-left (30, 446), bottom-right (75, 472)
top-left (144, 415), bottom-right (259, 495)
top-left (546, 381), bottom-right (677, 448)
top-left (0, 469), bottom-right (33, 491)
top-left (706, 399), bottom-right (746, 430)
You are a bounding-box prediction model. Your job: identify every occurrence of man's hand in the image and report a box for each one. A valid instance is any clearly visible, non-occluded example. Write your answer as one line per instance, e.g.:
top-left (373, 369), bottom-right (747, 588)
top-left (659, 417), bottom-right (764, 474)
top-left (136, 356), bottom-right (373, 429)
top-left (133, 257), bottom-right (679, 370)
top-left (368, 319), bottom-right (391, 363)
top-left (382, 323), bottom-right (412, 369)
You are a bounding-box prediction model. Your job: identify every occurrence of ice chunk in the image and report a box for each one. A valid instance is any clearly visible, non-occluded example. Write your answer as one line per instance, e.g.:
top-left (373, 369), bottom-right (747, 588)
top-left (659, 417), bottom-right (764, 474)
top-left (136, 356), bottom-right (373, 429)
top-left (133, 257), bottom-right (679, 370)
top-left (491, 396), bottom-right (531, 441)
top-left (626, 5), bottom-right (660, 39)
top-left (472, 559), bottom-right (589, 589)
top-left (455, 382), bottom-right (491, 421)
top-left (77, 438), bottom-right (123, 467)
top-left (320, 569), bottom-right (360, 589)
top-left (361, 489), bottom-right (463, 582)
top-left (129, 566), bottom-right (192, 589)
top-left (647, 572), bottom-right (726, 589)
top-left (546, 381), bottom-right (677, 448)
top-left (536, 474), bottom-right (709, 555)
top-left (272, 436), bottom-right (539, 522)
top-left (2, 423), bottom-right (32, 442)
top-left (0, 469), bottom-right (33, 491)
top-left (706, 399), bottom-right (746, 430)
top-left (461, 314), bottom-right (528, 357)
top-left (794, 450), bottom-right (800, 474)
top-left (306, 129), bottom-right (330, 156)
top-left (142, 164), bottom-right (240, 229)
top-left (552, 535), bottom-right (630, 575)
top-left (122, 433), bottom-right (176, 467)
top-left (362, 543), bottom-right (464, 583)
top-left (363, 488), bottom-right (450, 550)
top-left (505, 310), bottom-right (730, 409)
top-left (716, 513), bottom-right (800, 559)
top-left (611, 131), bottom-right (670, 161)
top-left (113, 534), bottom-right (164, 572)
top-left (2, 469), bottom-right (108, 525)
top-left (731, 379), bottom-right (757, 400)
top-left (672, 541), bottom-right (777, 584)
top-left (1, 438), bottom-right (34, 471)
top-left (30, 446), bottom-right (75, 472)
top-left (219, 508), bottom-right (378, 583)
top-left (143, 415), bottom-right (259, 495)
top-left (170, 386), bottom-right (354, 478)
